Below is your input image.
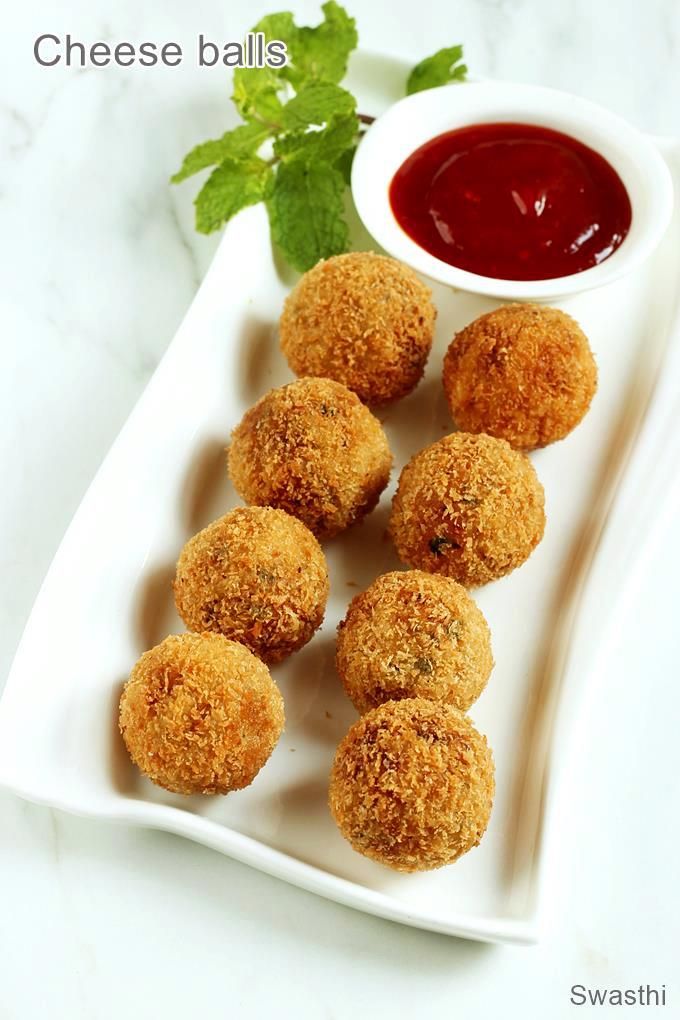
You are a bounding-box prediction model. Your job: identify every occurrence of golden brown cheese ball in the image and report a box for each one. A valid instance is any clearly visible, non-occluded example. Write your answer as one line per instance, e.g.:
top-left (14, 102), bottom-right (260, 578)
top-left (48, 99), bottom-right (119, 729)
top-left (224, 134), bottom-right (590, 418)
top-left (336, 570), bottom-right (493, 713)
top-left (443, 303), bottom-right (597, 449)
top-left (174, 507), bottom-right (328, 664)
top-left (390, 432), bottom-right (545, 586)
top-left (329, 699), bottom-right (494, 871)
top-left (119, 633), bottom-right (284, 795)
top-left (279, 252), bottom-right (436, 405)
top-left (228, 378), bottom-right (392, 539)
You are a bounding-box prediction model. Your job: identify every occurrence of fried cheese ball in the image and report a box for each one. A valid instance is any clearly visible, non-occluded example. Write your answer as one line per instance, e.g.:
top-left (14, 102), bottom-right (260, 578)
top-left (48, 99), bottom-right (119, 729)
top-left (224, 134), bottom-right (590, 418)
top-left (329, 699), bottom-right (494, 871)
top-left (228, 378), bottom-right (392, 539)
top-left (390, 432), bottom-right (545, 586)
top-left (336, 570), bottom-right (493, 713)
top-left (174, 507), bottom-right (329, 664)
top-left (279, 252), bottom-right (436, 405)
top-left (443, 303), bottom-right (597, 449)
top-left (119, 633), bottom-right (284, 795)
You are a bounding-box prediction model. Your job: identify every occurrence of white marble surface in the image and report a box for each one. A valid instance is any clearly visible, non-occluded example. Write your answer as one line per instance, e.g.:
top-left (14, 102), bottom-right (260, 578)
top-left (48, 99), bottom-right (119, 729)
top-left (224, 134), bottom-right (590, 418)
top-left (2, 1), bottom-right (680, 1016)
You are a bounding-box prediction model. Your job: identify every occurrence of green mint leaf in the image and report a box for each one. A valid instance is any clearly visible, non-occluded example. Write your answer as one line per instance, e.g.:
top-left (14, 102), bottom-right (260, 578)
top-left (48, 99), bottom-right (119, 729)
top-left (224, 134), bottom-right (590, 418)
top-left (266, 160), bottom-right (349, 271)
top-left (232, 66), bottom-right (285, 126)
top-left (174, 4), bottom-right (363, 271)
top-left (171, 123), bottom-right (271, 183)
top-left (280, 83), bottom-right (356, 130)
top-left (274, 112), bottom-right (358, 165)
top-left (251, 10), bottom-right (298, 43)
top-left (336, 143), bottom-right (356, 185)
top-left (195, 156), bottom-right (272, 234)
top-left (285, 2), bottom-right (358, 86)
top-left (231, 5), bottom-right (357, 127)
top-left (231, 12), bottom-right (298, 127)
top-left (406, 45), bottom-right (468, 95)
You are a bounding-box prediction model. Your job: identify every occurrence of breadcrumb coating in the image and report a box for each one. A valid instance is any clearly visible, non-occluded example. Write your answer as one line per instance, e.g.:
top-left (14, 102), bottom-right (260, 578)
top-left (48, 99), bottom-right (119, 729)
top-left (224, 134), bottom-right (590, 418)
top-left (279, 252), bottom-right (436, 405)
top-left (174, 507), bottom-right (328, 664)
top-left (329, 699), bottom-right (494, 871)
top-left (336, 570), bottom-right (493, 713)
top-left (228, 377), bottom-right (392, 539)
top-left (119, 633), bottom-right (284, 795)
top-left (389, 432), bottom-right (545, 586)
top-left (443, 303), bottom-right (597, 449)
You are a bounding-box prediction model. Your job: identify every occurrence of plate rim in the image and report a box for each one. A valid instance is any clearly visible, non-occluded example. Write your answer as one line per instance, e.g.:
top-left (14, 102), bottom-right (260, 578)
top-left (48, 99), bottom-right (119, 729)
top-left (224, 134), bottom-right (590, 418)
top-left (2, 49), bottom-right (680, 946)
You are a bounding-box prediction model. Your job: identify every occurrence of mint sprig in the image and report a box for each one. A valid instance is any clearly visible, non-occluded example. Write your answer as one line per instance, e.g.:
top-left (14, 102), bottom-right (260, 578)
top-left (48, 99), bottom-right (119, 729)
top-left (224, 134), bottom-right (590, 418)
top-left (268, 161), bottom-right (349, 269)
top-left (171, 122), bottom-right (270, 184)
top-left (280, 82), bottom-right (356, 129)
top-left (195, 157), bottom-right (273, 234)
top-left (406, 45), bottom-right (468, 95)
top-left (172, 3), bottom-right (467, 272)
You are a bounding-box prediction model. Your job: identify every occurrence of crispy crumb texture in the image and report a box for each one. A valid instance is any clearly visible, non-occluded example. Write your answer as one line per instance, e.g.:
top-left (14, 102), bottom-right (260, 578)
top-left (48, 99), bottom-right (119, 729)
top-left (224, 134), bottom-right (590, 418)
top-left (174, 506), bottom-right (328, 664)
top-left (329, 699), bottom-right (495, 871)
top-left (336, 570), bottom-right (493, 712)
top-left (119, 632), bottom-right (284, 796)
top-left (443, 303), bottom-right (597, 449)
top-left (389, 432), bottom-right (545, 586)
top-left (279, 252), bottom-right (436, 406)
top-left (228, 377), bottom-right (392, 539)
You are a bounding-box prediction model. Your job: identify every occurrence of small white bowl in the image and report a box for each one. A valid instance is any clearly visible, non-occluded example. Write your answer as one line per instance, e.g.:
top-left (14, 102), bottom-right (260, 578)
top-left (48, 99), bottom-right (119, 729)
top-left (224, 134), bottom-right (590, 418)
top-left (351, 80), bottom-right (674, 301)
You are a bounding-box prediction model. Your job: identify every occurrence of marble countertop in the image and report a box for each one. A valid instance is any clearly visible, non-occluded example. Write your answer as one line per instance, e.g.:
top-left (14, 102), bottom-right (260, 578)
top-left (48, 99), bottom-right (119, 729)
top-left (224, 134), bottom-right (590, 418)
top-left (2, 1), bottom-right (679, 1016)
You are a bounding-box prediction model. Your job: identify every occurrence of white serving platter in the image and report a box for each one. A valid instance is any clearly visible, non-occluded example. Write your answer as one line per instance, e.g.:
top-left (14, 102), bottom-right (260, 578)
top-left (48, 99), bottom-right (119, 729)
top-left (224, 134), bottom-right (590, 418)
top-left (2, 51), bottom-right (680, 945)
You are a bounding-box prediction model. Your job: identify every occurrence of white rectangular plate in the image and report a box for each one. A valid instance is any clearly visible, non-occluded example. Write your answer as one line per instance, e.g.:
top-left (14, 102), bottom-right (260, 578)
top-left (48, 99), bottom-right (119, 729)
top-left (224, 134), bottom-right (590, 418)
top-left (2, 52), bottom-right (680, 945)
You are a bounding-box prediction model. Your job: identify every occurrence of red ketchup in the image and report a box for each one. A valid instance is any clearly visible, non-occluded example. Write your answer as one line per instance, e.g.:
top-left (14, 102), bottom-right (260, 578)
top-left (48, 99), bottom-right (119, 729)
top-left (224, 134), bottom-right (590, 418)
top-left (389, 122), bottom-right (632, 281)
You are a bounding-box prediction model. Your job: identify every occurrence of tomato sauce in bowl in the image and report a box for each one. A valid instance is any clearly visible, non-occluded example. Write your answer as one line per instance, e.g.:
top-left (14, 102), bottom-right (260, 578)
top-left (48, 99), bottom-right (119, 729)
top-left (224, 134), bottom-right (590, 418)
top-left (389, 122), bottom-right (632, 282)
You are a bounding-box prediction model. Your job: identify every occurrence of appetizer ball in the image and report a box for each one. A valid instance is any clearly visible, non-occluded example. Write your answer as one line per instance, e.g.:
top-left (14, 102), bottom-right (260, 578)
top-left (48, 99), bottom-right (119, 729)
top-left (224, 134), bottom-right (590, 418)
top-left (119, 633), bottom-right (284, 796)
top-left (174, 507), bottom-right (328, 664)
top-left (228, 377), bottom-right (392, 539)
top-left (279, 252), bottom-right (436, 405)
top-left (390, 432), bottom-right (545, 586)
top-left (336, 570), bottom-right (493, 713)
top-left (329, 699), bottom-right (494, 871)
top-left (443, 303), bottom-right (597, 449)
